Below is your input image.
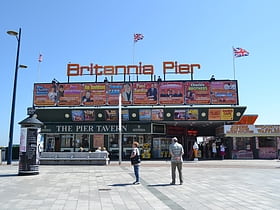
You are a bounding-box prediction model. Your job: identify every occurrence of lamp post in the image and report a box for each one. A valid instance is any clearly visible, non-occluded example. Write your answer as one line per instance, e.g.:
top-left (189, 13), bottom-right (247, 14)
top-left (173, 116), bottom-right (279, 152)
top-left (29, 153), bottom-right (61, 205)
top-left (7, 28), bottom-right (26, 165)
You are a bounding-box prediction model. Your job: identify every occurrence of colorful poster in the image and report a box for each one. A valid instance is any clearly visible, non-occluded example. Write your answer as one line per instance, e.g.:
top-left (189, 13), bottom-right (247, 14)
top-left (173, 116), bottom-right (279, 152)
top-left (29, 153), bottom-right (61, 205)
top-left (133, 82), bottom-right (158, 105)
top-left (81, 83), bottom-right (106, 106)
top-left (20, 128), bottom-right (27, 152)
top-left (71, 110), bottom-right (85, 121)
top-left (208, 109), bottom-right (221, 120)
top-left (185, 81), bottom-right (210, 104)
top-left (139, 109), bottom-right (151, 121)
top-left (174, 109), bottom-right (186, 120)
top-left (210, 81), bottom-right (238, 105)
top-left (186, 109), bottom-right (199, 120)
top-left (84, 110), bottom-right (95, 121)
top-left (221, 109), bottom-right (234, 120)
top-left (58, 83), bottom-right (81, 106)
top-left (122, 109), bottom-right (129, 121)
top-left (159, 82), bottom-right (184, 105)
top-left (107, 83), bottom-right (132, 105)
top-left (105, 110), bottom-right (118, 121)
top-left (107, 83), bottom-right (122, 105)
top-left (33, 83), bottom-right (57, 106)
top-left (121, 83), bottom-right (133, 105)
top-left (152, 109), bottom-right (164, 121)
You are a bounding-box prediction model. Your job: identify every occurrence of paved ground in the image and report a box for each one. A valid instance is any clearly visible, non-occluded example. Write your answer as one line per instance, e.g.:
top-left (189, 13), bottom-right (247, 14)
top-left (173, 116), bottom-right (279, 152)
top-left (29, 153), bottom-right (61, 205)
top-left (0, 159), bottom-right (280, 210)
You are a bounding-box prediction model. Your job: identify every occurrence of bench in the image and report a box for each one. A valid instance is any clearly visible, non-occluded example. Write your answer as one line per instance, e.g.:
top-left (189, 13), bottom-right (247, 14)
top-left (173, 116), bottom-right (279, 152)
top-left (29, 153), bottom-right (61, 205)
top-left (39, 152), bottom-right (109, 165)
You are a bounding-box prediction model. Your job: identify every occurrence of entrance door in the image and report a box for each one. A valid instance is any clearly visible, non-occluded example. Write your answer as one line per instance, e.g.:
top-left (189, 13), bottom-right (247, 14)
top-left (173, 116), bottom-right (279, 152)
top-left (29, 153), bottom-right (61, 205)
top-left (152, 137), bottom-right (170, 159)
top-left (54, 136), bottom-right (60, 152)
top-left (185, 137), bottom-right (196, 160)
top-left (46, 137), bottom-right (55, 152)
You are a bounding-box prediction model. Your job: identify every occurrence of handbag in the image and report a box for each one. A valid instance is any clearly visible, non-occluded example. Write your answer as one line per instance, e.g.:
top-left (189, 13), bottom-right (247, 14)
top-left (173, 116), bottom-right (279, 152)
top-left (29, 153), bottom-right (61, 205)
top-left (131, 154), bottom-right (141, 165)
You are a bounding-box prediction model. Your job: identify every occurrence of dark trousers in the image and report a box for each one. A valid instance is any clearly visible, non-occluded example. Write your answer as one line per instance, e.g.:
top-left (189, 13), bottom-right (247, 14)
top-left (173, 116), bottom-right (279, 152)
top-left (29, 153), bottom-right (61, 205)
top-left (171, 162), bottom-right (183, 183)
top-left (133, 165), bottom-right (140, 182)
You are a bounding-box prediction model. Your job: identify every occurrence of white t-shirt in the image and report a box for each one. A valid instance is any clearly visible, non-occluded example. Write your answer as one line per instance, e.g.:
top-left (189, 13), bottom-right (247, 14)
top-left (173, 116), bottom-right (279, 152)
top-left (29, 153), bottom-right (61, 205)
top-left (212, 143), bottom-right (217, 153)
top-left (193, 142), bottom-right (199, 150)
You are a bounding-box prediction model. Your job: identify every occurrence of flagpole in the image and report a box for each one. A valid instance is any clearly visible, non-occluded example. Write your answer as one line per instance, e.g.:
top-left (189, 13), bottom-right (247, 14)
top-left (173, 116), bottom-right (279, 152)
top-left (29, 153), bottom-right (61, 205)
top-left (133, 38), bottom-right (135, 64)
top-left (37, 62), bottom-right (41, 81)
top-left (132, 36), bottom-right (135, 82)
top-left (37, 53), bottom-right (42, 81)
top-left (232, 47), bottom-right (236, 80)
top-left (118, 93), bottom-right (122, 165)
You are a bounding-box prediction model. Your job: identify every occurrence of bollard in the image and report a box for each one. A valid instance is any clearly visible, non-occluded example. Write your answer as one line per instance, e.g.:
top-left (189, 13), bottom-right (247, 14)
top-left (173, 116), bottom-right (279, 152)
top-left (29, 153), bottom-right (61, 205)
top-left (0, 149), bottom-right (2, 165)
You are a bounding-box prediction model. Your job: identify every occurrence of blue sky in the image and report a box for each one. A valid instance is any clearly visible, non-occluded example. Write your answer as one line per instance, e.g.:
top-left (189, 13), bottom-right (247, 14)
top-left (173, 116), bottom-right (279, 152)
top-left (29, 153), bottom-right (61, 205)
top-left (1, 0), bottom-right (280, 146)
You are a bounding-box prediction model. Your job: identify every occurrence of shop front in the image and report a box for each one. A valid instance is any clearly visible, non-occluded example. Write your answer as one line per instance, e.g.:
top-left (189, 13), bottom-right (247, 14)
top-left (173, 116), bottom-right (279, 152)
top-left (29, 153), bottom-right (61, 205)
top-left (40, 122), bottom-right (167, 160)
top-left (35, 104), bottom-right (246, 161)
top-left (217, 124), bottom-right (280, 159)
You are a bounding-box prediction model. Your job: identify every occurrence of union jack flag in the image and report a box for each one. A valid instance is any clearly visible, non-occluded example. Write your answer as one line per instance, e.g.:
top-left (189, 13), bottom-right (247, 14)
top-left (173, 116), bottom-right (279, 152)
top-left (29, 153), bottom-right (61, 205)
top-left (134, 33), bottom-right (144, 42)
top-left (233, 47), bottom-right (249, 57)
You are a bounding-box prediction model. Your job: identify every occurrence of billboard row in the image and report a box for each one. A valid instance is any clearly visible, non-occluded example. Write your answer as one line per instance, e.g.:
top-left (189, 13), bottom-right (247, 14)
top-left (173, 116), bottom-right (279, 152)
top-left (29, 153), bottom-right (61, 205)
top-left (33, 80), bottom-right (238, 106)
top-left (36, 107), bottom-right (242, 123)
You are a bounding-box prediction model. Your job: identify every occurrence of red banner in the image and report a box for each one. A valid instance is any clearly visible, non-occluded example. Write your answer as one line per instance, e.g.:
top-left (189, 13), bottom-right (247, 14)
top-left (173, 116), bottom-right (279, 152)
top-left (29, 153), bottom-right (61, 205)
top-left (34, 84), bottom-right (56, 106)
top-left (185, 81), bottom-right (210, 104)
top-left (210, 81), bottom-right (238, 104)
top-left (107, 83), bottom-right (133, 105)
top-left (57, 84), bottom-right (81, 106)
top-left (133, 82), bottom-right (158, 105)
top-left (159, 82), bottom-right (184, 105)
top-left (81, 83), bottom-right (106, 106)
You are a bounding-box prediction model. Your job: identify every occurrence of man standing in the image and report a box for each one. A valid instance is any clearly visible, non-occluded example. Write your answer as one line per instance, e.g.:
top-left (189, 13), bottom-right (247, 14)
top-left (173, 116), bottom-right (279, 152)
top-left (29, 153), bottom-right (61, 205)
top-left (146, 83), bottom-right (158, 101)
top-left (169, 137), bottom-right (184, 185)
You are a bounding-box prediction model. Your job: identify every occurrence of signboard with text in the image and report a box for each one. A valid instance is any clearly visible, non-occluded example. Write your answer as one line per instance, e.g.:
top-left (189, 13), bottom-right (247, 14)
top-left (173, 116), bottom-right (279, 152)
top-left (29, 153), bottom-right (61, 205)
top-left (185, 81), bottom-right (210, 104)
top-left (133, 82), bottom-right (158, 105)
top-left (210, 81), bottom-right (238, 105)
top-left (33, 80), bottom-right (238, 107)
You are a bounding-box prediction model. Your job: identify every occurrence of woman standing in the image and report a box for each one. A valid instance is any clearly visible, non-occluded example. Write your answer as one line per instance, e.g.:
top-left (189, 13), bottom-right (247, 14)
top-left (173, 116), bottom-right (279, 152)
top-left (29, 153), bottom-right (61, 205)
top-left (220, 143), bottom-right (226, 160)
top-left (130, 141), bottom-right (141, 184)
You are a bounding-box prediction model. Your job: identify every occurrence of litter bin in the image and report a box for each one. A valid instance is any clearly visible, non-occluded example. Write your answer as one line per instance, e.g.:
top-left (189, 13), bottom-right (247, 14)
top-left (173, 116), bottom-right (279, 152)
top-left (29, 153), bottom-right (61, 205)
top-left (18, 115), bottom-right (43, 175)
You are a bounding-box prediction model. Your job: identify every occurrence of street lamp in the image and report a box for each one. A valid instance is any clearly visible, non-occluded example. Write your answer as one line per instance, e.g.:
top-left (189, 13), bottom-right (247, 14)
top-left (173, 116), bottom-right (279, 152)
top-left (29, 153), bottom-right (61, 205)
top-left (7, 28), bottom-right (27, 164)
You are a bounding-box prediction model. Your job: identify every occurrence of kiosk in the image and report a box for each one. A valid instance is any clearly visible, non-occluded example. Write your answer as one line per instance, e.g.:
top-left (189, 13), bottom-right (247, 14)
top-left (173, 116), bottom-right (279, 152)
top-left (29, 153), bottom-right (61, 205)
top-left (18, 115), bottom-right (43, 175)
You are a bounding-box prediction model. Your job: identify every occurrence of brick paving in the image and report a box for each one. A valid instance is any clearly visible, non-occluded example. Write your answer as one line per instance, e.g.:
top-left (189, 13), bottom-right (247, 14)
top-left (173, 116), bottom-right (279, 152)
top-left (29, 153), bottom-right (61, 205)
top-left (0, 160), bottom-right (279, 210)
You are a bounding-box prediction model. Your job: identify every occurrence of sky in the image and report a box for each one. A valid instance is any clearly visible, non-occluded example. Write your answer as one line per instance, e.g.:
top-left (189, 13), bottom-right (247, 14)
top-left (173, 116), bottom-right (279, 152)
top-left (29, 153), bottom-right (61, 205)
top-left (1, 0), bottom-right (280, 146)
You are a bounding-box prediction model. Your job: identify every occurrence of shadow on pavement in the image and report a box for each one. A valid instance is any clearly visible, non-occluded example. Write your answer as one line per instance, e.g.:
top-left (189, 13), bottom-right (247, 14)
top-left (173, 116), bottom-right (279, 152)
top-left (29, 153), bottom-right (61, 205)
top-left (147, 183), bottom-right (171, 187)
top-left (0, 174), bottom-right (18, 177)
top-left (108, 183), bottom-right (134, 187)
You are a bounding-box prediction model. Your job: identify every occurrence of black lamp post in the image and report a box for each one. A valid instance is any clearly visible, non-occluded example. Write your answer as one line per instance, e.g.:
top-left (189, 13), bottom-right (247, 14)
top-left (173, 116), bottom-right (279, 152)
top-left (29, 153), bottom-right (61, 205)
top-left (7, 28), bottom-right (27, 165)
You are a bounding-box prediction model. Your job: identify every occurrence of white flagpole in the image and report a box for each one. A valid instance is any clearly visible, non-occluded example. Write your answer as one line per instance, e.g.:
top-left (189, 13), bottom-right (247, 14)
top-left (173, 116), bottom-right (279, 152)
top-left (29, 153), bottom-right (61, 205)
top-left (118, 93), bottom-right (122, 165)
top-left (133, 36), bottom-right (135, 64)
top-left (37, 53), bottom-right (43, 82)
top-left (132, 35), bottom-right (136, 82)
top-left (37, 53), bottom-right (41, 81)
top-left (37, 62), bottom-right (41, 81)
top-left (232, 47), bottom-right (236, 80)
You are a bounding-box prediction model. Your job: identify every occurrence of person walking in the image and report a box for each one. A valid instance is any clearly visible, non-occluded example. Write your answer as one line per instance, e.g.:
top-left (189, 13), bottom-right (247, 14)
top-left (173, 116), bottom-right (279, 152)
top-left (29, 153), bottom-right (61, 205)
top-left (169, 137), bottom-right (184, 185)
top-left (130, 141), bottom-right (141, 185)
